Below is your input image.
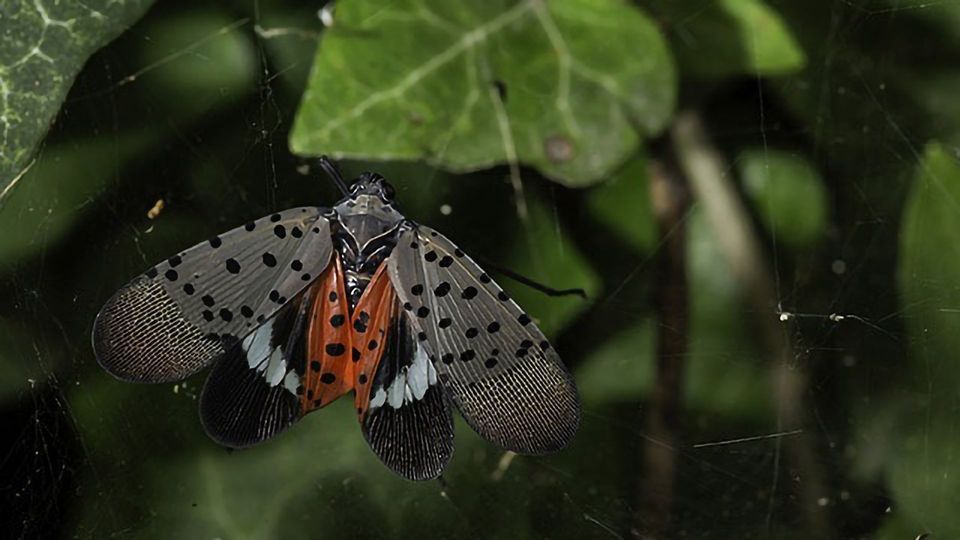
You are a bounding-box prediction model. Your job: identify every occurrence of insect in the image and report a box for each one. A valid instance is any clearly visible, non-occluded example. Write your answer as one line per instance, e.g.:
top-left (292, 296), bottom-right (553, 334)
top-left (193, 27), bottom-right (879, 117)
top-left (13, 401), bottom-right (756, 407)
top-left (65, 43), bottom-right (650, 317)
top-left (92, 159), bottom-right (581, 480)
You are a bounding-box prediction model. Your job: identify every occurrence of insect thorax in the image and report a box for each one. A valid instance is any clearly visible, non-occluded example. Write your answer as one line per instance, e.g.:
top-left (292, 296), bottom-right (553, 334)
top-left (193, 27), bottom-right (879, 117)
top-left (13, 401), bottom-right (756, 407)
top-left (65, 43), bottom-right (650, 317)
top-left (331, 195), bottom-right (404, 309)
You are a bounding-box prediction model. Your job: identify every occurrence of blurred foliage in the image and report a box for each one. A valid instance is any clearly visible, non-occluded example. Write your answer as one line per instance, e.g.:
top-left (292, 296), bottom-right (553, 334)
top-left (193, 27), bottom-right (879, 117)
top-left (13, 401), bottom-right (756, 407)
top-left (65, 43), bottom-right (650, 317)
top-left (136, 10), bottom-right (257, 120)
top-left (646, 0), bottom-right (806, 77)
top-left (0, 317), bottom-right (43, 404)
top-left (738, 148), bottom-right (829, 250)
top-left (586, 154), bottom-right (656, 252)
top-left (3, 0), bottom-right (960, 538)
top-left (0, 132), bottom-right (157, 265)
top-left (887, 142), bottom-right (960, 538)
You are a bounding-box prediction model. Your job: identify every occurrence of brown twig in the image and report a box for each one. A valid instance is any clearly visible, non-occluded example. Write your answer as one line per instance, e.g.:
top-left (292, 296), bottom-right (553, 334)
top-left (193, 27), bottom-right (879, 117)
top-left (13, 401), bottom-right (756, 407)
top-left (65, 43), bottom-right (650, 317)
top-left (670, 111), bottom-right (831, 537)
top-left (636, 154), bottom-right (691, 539)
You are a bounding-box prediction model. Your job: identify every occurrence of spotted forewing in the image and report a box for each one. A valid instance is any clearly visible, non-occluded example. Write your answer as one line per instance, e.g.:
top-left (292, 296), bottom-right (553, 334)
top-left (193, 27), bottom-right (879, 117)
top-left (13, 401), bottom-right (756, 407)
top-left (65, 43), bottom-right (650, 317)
top-left (388, 224), bottom-right (580, 454)
top-left (93, 208), bottom-right (331, 383)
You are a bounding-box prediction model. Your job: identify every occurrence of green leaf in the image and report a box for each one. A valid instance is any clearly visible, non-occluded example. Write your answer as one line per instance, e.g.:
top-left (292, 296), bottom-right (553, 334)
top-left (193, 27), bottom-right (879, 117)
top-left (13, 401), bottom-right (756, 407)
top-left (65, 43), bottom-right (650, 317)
top-left (738, 149), bottom-right (828, 250)
top-left (290, 0), bottom-right (676, 187)
top-left (878, 414), bottom-right (960, 540)
top-left (899, 142), bottom-right (960, 392)
top-left (0, 0), bottom-right (154, 195)
top-left (648, 0), bottom-right (805, 77)
top-left (885, 141), bottom-right (960, 537)
top-left (586, 153), bottom-right (656, 252)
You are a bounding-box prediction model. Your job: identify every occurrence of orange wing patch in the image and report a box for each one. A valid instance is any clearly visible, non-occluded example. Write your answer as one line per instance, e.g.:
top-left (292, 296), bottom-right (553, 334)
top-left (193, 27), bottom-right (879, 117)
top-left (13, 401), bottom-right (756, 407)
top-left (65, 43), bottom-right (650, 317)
top-left (302, 256), bottom-right (354, 413)
top-left (350, 263), bottom-right (397, 420)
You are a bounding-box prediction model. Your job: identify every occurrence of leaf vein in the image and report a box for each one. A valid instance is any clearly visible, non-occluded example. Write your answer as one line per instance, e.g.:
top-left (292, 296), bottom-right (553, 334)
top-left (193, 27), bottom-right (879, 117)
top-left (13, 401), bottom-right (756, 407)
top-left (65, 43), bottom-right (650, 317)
top-left (309, 0), bottom-right (536, 144)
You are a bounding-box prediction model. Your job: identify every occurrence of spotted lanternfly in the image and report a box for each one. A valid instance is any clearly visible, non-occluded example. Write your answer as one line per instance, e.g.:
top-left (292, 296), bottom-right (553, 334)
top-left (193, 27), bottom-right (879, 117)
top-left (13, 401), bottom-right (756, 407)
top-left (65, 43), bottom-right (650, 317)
top-left (92, 159), bottom-right (581, 480)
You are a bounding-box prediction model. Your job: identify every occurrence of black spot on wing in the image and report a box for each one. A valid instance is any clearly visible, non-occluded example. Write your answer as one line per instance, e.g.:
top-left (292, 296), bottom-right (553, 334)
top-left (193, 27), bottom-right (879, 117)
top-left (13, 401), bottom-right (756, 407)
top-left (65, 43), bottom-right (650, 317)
top-left (385, 225), bottom-right (581, 455)
top-left (129, 208), bottom-right (331, 356)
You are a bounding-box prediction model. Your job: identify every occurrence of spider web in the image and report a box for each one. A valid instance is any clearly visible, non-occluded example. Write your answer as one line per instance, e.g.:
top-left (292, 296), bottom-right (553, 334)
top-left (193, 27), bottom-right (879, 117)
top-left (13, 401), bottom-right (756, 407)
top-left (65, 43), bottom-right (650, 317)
top-left (1, 0), bottom-right (957, 538)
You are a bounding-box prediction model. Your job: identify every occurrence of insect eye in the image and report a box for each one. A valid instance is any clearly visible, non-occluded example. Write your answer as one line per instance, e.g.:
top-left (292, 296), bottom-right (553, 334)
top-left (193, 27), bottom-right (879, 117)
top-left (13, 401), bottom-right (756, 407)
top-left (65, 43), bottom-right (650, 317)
top-left (381, 183), bottom-right (395, 201)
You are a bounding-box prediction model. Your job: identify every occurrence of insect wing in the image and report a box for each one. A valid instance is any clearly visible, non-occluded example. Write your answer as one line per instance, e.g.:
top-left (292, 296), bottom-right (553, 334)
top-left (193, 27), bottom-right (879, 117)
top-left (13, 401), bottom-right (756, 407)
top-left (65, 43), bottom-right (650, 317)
top-left (388, 224), bottom-right (580, 455)
top-left (199, 292), bottom-right (310, 447)
top-left (93, 207), bottom-right (332, 383)
top-left (359, 304), bottom-right (453, 480)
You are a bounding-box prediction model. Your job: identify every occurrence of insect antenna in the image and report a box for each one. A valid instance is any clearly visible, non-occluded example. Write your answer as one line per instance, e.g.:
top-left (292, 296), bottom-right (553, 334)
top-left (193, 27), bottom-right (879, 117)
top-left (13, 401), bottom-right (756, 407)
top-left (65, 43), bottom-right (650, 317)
top-left (318, 155), bottom-right (350, 196)
top-left (474, 255), bottom-right (588, 299)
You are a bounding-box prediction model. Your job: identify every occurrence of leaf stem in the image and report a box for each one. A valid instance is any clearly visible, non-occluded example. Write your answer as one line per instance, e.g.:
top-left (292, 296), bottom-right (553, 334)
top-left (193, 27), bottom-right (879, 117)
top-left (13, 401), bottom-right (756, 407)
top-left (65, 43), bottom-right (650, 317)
top-left (637, 149), bottom-right (691, 537)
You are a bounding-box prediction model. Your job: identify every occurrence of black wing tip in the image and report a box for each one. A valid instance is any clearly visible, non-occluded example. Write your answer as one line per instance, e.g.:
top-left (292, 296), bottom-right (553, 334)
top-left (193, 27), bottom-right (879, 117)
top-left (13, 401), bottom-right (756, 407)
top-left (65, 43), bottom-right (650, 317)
top-left (389, 457), bottom-right (452, 482)
top-left (197, 412), bottom-right (277, 450)
top-left (197, 390), bottom-right (300, 450)
top-left (487, 406), bottom-right (580, 456)
top-left (383, 452), bottom-right (455, 482)
top-left (198, 349), bottom-right (303, 449)
top-left (363, 386), bottom-right (455, 481)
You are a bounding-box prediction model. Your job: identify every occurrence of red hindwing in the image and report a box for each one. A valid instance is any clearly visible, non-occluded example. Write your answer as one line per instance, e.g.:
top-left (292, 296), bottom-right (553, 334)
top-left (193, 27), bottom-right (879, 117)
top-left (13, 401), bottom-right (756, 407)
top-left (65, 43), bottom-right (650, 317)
top-left (349, 263), bottom-right (397, 420)
top-left (302, 256), bottom-right (353, 413)
top-left (302, 258), bottom-right (397, 418)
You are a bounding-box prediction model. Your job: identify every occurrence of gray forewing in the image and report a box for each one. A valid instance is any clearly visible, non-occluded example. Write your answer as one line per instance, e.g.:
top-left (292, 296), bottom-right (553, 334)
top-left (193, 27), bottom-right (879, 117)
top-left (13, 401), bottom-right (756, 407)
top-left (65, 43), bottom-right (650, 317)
top-left (93, 207), bottom-right (332, 383)
top-left (387, 224), bottom-right (581, 455)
